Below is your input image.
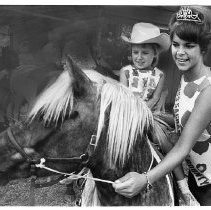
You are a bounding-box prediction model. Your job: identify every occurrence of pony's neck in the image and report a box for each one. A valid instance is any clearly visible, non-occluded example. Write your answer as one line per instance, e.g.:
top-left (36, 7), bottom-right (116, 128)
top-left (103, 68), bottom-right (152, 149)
top-left (87, 133), bottom-right (153, 206)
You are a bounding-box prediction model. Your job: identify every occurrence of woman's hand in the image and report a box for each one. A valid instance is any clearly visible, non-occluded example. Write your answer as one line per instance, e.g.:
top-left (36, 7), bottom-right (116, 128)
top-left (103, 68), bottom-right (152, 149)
top-left (112, 172), bottom-right (147, 198)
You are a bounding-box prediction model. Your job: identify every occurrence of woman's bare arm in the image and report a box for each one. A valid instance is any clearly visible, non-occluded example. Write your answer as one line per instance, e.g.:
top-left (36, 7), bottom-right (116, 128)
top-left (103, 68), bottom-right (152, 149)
top-left (148, 86), bottom-right (211, 183)
top-left (113, 86), bottom-right (211, 197)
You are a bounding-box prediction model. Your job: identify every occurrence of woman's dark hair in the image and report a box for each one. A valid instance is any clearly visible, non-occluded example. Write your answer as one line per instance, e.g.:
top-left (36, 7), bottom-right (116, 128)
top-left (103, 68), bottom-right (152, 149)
top-left (169, 6), bottom-right (211, 54)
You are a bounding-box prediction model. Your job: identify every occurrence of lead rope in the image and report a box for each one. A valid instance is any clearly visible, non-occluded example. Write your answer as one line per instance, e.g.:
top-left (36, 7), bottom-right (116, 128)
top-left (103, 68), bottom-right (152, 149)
top-left (35, 158), bottom-right (114, 184)
top-left (28, 159), bottom-right (113, 206)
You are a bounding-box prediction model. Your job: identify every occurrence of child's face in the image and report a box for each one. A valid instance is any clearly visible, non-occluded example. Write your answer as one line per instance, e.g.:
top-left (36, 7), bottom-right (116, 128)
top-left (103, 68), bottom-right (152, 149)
top-left (131, 44), bottom-right (156, 70)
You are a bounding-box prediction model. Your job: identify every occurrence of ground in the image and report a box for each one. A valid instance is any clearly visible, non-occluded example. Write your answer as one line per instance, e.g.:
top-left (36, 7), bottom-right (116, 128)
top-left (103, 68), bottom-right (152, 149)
top-left (0, 177), bottom-right (75, 206)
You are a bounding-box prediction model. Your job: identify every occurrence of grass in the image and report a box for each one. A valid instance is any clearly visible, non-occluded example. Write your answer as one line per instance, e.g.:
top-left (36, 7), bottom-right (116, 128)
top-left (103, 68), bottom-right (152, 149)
top-left (0, 177), bottom-right (76, 206)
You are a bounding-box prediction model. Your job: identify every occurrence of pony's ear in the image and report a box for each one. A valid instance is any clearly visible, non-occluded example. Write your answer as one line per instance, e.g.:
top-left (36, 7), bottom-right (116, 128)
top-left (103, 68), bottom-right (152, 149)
top-left (65, 55), bottom-right (95, 97)
top-left (65, 55), bottom-right (78, 79)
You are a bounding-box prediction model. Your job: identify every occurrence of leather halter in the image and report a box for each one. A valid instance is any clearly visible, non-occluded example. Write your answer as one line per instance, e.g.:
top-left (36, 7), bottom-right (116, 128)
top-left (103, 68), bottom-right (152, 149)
top-left (6, 127), bottom-right (96, 167)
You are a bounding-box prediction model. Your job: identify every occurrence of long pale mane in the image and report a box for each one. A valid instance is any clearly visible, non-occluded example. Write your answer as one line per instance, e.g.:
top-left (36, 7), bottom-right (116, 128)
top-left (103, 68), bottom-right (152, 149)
top-left (28, 69), bottom-right (165, 168)
top-left (97, 83), bottom-right (154, 167)
top-left (28, 70), bottom-right (74, 124)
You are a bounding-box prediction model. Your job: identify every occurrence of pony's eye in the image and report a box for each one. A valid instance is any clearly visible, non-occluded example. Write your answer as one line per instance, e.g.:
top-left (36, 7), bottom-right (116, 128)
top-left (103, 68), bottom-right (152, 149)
top-left (38, 111), bottom-right (79, 129)
top-left (56, 111), bottom-right (79, 128)
top-left (68, 111), bottom-right (79, 119)
top-left (38, 114), bottom-right (45, 124)
top-left (38, 113), bottom-right (54, 128)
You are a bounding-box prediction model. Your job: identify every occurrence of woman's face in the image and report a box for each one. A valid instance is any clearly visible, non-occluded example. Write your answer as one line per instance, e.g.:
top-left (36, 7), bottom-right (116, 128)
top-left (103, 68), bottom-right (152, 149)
top-left (171, 34), bottom-right (203, 72)
top-left (131, 44), bottom-right (156, 70)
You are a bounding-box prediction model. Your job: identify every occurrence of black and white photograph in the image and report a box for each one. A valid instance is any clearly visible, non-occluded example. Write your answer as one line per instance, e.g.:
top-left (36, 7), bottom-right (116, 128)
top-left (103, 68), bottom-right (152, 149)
top-left (0, 1), bottom-right (211, 206)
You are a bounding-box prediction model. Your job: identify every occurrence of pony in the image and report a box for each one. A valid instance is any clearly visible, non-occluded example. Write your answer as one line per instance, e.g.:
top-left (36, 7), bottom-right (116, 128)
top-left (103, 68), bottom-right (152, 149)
top-left (0, 56), bottom-right (175, 206)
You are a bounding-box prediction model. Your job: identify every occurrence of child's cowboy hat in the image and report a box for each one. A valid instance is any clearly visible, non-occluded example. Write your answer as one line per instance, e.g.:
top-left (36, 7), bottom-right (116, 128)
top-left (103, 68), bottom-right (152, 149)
top-left (121, 22), bottom-right (170, 51)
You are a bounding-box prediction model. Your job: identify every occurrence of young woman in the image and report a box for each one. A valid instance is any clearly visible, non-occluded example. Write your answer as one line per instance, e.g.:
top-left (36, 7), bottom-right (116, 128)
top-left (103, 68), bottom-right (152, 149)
top-left (113, 6), bottom-right (211, 206)
top-left (120, 22), bottom-right (170, 110)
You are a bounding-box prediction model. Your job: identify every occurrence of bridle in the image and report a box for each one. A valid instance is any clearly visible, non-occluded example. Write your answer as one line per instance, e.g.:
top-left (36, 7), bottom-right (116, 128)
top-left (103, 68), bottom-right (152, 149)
top-left (6, 127), bottom-right (97, 205)
top-left (7, 127), bottom-right (97, 167)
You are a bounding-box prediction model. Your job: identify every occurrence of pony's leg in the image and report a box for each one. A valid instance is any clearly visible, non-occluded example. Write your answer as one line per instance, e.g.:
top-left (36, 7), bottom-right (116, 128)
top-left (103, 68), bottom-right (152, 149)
top-left (188, 172), bottom-right (211, 206)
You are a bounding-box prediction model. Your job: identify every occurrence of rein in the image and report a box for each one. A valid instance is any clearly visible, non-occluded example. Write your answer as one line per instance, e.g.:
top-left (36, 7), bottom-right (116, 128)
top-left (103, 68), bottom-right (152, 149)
top-left (36, 158), bottom-right (114, 184)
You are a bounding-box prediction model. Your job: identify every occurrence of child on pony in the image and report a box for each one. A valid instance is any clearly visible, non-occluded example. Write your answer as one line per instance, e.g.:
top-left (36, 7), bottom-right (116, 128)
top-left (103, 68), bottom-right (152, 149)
top-left (120, 22), bottom-right (168, 110)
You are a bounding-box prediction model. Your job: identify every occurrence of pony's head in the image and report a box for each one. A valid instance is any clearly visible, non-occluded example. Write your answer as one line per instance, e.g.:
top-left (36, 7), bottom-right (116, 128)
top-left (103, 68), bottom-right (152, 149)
top-left (0, 56), bottom-right (100, 184)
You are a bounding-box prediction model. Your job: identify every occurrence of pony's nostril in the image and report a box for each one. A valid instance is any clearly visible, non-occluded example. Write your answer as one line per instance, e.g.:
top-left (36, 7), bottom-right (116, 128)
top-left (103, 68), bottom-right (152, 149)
top-left (11, 152), bottom-right (23, 160)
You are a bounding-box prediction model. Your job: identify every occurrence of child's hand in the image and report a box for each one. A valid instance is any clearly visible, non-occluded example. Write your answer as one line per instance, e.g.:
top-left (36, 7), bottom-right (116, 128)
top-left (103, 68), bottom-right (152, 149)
top-left (177, 178), bottom-right (200, 206)
top-left (179, 192), bottom-right (200, 206)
